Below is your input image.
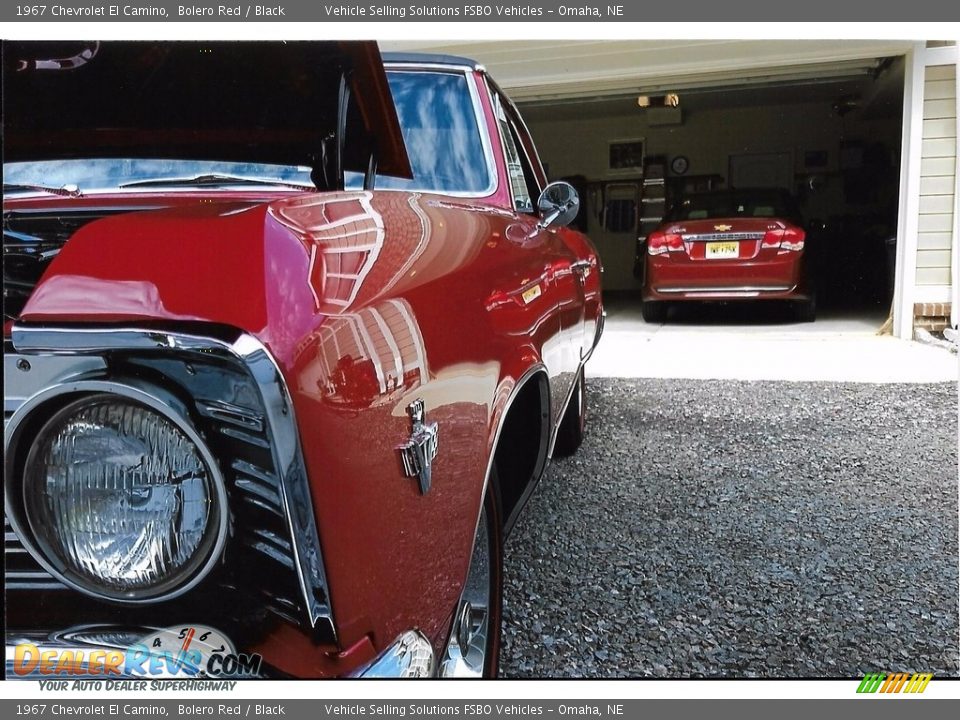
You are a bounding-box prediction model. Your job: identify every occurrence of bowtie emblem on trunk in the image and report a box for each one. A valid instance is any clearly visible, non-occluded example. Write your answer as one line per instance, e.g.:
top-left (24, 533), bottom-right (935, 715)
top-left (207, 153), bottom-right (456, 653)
top-left (714, 224), bottom-right (732, 231)
top-left (397, 399), bottom-right (439, 495)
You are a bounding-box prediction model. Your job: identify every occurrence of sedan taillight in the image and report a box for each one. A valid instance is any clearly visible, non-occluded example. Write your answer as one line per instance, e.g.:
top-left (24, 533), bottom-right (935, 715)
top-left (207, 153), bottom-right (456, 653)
top-left (761, 226), bottom-right (805, 251)
top-left (648, 230), bottom-right (684, 256)
top-left (761, 229), bottom-right (783, 249)
top-left (780, 226), bottom-right (805, 252)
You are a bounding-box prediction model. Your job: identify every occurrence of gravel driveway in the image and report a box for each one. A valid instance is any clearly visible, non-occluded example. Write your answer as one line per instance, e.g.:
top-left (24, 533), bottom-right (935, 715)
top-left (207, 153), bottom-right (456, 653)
top-left (500, 379), bottom-right (959, 678)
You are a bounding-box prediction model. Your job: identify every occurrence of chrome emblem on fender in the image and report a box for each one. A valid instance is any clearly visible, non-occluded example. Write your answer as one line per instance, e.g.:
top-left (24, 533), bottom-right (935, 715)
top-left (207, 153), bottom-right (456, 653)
top-left (397, 399), bottom-right (439, 495)
top-left (714, 224), bottom-right (733, 231)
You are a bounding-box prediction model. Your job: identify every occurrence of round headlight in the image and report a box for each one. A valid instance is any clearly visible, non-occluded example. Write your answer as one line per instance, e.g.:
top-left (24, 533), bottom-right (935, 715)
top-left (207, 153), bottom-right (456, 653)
top-left (22, 394), bottom-right (225, 601)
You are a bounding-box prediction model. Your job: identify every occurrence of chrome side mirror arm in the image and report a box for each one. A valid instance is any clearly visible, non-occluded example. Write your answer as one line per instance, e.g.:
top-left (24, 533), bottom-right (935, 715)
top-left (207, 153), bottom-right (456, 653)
top-left (536, 181), bottom-right (580, 230)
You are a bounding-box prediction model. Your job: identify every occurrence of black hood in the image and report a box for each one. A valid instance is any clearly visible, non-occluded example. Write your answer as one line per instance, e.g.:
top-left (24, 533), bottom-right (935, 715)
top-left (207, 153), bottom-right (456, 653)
top-left (2, 40), bottom-right (412, 184)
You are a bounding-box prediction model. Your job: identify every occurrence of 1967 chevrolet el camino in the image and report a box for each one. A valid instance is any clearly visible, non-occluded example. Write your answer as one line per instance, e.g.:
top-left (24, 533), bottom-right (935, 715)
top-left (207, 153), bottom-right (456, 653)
top-left (3, 41), bottom-right (603, 678)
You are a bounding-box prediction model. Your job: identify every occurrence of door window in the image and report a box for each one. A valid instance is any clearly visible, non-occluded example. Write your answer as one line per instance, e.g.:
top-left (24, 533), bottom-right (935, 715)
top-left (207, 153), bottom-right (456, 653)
top-left (493, 93), bottom-right (536, 214)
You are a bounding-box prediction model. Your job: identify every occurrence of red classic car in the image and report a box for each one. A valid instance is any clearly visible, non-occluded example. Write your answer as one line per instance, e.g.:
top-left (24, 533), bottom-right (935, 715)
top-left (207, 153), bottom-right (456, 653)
top-left (641, 189), bottom-right (813, 323)
top-left (3, 42), bottom-right (603, 679)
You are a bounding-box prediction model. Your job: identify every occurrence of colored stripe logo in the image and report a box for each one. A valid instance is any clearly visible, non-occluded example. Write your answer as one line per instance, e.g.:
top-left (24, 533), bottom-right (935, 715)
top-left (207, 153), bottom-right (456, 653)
top-left (857, 672), bottom-right (932, 694)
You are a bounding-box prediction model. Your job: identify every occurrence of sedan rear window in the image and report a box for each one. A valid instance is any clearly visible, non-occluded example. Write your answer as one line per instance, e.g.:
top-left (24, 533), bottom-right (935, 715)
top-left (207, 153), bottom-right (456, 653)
top-left (667, 191), bottom-right (798, 221)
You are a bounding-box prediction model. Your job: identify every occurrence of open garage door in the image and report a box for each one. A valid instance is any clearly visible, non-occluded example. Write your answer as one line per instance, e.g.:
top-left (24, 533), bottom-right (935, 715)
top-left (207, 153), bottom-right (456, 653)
top-left (382, 40), bottom-right (911, 331)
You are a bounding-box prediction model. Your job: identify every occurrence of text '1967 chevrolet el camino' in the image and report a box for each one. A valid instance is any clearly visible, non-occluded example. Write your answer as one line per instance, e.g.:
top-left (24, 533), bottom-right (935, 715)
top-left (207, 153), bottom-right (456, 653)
top-left (2, 41), bottom-right (603, 679)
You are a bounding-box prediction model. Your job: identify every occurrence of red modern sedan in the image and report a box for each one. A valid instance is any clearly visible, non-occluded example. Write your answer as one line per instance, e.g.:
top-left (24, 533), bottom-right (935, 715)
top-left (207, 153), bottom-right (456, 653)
top-left (642, 189), bottom-right (813, 323)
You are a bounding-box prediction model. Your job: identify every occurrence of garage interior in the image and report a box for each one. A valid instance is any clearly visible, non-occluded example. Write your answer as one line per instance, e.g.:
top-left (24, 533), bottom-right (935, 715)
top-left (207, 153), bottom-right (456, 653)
top-left (516, 56), bottom-right (906, 326)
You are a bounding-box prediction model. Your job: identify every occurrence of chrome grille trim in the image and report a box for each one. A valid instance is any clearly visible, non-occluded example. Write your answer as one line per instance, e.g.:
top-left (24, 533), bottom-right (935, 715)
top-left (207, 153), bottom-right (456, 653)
top-left (682, 232), bottom-right (764, 242)
top-left (218, 426), bottom-right (271, 448)
top-left (245, 529), bottom-right (297, 570)
top-left (233, 460), bottom-right (286, 517)
top-left (4, 518), bottom-right (67, 592)
top-left (9, 324), bottom-right (335, 640)
top-left (206, 419), bottom-right (304, 617)
top-left (196, 399), bottom-right (265, 432)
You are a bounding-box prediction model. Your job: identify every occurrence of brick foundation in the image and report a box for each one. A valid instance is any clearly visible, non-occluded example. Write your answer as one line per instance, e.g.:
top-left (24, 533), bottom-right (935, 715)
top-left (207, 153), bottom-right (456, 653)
top-left (914, 302), bottom-right (952, 332)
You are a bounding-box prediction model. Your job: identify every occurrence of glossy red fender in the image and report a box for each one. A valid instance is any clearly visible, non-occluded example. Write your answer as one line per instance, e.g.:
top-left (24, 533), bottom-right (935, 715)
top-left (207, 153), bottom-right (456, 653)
top-left (18, 189), bottom-right (601, 676)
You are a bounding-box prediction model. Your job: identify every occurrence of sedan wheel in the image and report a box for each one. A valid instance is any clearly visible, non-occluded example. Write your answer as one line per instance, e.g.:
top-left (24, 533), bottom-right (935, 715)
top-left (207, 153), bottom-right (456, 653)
top-left (641, 300), bottom-right (666, 324)
top-left (795, 296), bottom-right (816, 323)
top-left (439, 484), bottom-right (503, 677)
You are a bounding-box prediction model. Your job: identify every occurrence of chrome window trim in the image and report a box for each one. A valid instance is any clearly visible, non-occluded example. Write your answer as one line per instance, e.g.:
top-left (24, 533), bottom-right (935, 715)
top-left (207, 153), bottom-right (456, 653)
top-left (485, 75), bottom-right (548, 192)
top-left (4, 378), bottom-right (230, 604)
top-left (383, 61), bottom-right (486, 75)
top-left (485, 81), bottom-right (544, 216)
top-left (3, 186), bottom-right (308, 199)
top-left (8, 324), bottom-right (335, 638)
top-left (485, 89), bottom-right (537, 217)
top-left (375, 65), bottom-right (499, 200)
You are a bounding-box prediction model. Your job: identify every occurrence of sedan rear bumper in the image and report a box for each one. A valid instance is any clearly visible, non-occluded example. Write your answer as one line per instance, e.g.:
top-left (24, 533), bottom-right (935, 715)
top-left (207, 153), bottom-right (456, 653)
top-left (654, 284), bottom-right (795, 298)
top-left (644, 254), bottom-right (808, 301)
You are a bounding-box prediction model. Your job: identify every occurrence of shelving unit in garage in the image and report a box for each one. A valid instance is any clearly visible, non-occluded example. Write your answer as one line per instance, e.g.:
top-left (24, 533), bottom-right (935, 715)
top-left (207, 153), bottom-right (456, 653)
top-left (634, 156), bottom-right (667, 282)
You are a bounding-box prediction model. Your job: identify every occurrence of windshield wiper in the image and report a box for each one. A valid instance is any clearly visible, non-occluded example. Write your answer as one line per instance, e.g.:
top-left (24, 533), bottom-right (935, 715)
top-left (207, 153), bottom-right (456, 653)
top-left (118, 174), bottom-right (312, 190)
top-left (3, 182), bottom-right (82, 197)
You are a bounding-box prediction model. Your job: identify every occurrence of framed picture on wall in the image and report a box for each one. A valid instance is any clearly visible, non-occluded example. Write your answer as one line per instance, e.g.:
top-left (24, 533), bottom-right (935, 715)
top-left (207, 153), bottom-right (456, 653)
top-left (608, 138), bottom-right (645, 175)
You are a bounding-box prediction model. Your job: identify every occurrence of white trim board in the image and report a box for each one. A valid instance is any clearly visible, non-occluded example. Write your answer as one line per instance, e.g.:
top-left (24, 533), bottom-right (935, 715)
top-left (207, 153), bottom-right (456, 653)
top-left (894, 43), bottom-right (927, 340)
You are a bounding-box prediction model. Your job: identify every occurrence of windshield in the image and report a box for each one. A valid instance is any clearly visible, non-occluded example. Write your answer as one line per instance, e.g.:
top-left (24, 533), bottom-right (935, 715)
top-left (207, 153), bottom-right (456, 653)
top-left (4, 70), bottom-right (491, 198)
top-left (346, 70), bottom-right (492, 195)
top-left (3, 160), bottom-right (313, 195)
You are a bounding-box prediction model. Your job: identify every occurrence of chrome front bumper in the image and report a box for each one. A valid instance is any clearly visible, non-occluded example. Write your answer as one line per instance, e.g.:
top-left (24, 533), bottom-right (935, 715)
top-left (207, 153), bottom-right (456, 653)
top-left (353, 630), bottom-right (435, 678)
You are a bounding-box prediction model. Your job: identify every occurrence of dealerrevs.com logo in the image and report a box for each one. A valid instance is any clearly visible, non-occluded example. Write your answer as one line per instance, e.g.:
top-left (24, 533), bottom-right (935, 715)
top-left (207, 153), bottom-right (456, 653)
top-left (856, 672), bottom-right (933, 694)
top-left (10, 625), bottom-right (262, 679)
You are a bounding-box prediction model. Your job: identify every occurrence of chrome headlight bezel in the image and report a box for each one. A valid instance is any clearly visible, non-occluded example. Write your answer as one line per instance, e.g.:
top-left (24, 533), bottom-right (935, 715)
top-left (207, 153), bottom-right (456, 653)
top-left (4, 378), bottom-right (230, 604)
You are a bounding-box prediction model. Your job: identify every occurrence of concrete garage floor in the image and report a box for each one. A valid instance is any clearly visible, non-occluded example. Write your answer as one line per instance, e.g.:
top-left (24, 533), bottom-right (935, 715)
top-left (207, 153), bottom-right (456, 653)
top-left (500, 295), bottom-right (958, 678)
top-left (588, 295), bottom-right (958, 383)
top-left (500, 379), bottom-right (959, 678)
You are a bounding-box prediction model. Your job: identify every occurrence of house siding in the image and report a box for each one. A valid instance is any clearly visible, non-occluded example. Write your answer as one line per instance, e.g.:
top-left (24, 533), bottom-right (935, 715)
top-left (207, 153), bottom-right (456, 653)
top-left (916, 63), bottom-right (956, 293)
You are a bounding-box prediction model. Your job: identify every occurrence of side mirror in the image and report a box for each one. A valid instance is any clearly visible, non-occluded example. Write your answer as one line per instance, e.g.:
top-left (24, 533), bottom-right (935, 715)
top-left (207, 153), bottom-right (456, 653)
top-left (537, 181), bottom-right (580, 230)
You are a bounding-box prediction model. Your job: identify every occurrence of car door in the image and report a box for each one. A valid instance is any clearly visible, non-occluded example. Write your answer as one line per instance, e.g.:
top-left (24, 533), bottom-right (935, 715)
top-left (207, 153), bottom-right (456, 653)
top-left (502, 94), bottom-right (591, 386)
top-left (492, 89), bottom-right (584, 424)
top-left (558, 226), bottom-right (601, 361)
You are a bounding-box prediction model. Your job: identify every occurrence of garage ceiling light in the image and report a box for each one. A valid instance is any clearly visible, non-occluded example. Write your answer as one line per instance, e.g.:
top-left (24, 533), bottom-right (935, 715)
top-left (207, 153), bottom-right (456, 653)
top-left (636, 94), bottom-right (680, 109)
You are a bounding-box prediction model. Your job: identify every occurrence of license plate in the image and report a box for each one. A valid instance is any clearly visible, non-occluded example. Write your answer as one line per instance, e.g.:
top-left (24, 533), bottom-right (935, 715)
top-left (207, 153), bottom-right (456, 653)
top-left (705, 241), bottom-right (739, 259)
